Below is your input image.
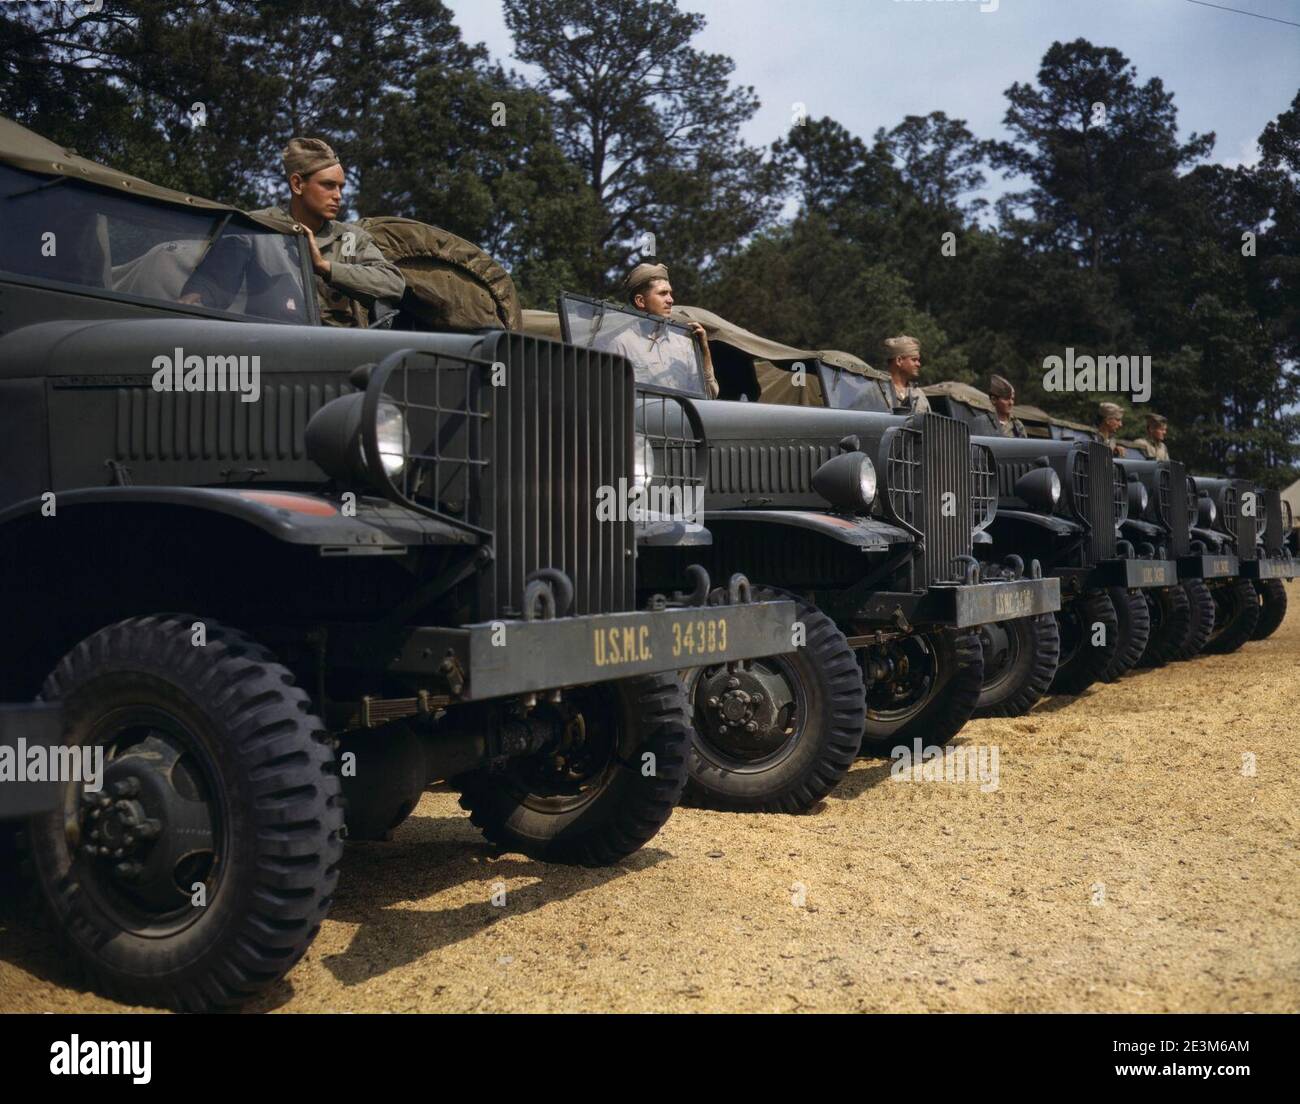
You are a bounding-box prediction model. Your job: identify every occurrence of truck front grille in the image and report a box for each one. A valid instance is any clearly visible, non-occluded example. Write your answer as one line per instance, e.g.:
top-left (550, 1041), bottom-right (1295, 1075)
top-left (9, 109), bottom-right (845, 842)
top-left (918, 413), bottom-right (972, 585)
top-left (375, 336), bottom-right (634, 618)
top-left (1157, 461), bottom-right (1190, 557)
top-left (1261, 486), bottom-right (1284, 556)
top-left (1086, 443), bottom-right (1116, 561)
top-left (1227, 478), bottom-right (1257, 561)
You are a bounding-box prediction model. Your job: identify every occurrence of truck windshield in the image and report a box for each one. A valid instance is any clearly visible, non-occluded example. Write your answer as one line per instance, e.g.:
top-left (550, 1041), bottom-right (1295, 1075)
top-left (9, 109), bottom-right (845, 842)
top-left (0, 164), bottom-right (309, 323)
top-left (816, 364), bottom-right (890, 411)
top-left (558, 294), bottom-right (707, 396)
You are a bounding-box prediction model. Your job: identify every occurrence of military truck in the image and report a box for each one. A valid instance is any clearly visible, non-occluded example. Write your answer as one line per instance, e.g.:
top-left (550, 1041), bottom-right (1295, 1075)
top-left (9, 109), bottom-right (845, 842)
top-left (0, 117), bottom-right (799, 1011)
top-left (1024, 405), bottom-right (1260, 664)
top-left (1184, 476), bottom-right (1276, 653)
top-left (923, 383), bottom-right (1182, 711)
top-left (545, 297), bottom-right (1060, 815)
top-left (1246, 487), bottom-right (1295, 639)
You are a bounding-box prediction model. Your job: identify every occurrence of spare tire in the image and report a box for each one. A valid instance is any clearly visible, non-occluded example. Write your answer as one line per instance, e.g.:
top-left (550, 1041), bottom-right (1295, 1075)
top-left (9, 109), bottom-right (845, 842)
top-left (358, 216), bottom-right (522, 331)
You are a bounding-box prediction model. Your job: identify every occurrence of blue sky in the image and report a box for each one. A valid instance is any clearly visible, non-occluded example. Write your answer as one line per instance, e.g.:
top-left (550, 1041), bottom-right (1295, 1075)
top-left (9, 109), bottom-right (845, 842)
top-left (447, 0), bottom-right (1300, 205)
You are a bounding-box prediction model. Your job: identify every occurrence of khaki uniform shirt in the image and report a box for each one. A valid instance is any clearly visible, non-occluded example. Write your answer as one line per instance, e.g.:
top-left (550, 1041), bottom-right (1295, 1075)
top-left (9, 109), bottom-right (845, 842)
top-left (252, 206), bottom-right (405, 327)
top-left (605, 324), bottom-right (720, 397)
top-left (1097, 430), bottom-right (1125, 456)
top-left (874, 377), bottom-right (930, 415)
top-left (1134, 437), bottom-right (1169, 461)
top-left (971, 411), bottom-right (1027, 438)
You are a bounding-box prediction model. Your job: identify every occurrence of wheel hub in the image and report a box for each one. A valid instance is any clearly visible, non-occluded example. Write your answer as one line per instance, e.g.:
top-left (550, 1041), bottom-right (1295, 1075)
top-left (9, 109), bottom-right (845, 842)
top-left (978, 622), bottom-right (1015, 683)
top-left (863, 636), bottom-right (937, 719)
top-left (696, 667), bottom-right (791, 761)
top-left (74, 725), bottom-right (218, 915)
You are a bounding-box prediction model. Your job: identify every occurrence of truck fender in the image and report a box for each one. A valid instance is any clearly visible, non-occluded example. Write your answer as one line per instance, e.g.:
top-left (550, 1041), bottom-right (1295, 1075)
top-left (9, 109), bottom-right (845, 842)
top-left (703, 509), bottom-right (912, 551)
top-left (0, 486), bottom-right (475, 552)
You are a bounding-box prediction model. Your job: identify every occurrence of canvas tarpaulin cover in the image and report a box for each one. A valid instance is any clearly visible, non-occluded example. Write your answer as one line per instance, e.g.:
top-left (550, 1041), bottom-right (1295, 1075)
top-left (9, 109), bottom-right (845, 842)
top-left (358, 216), bottom-right (522, 331)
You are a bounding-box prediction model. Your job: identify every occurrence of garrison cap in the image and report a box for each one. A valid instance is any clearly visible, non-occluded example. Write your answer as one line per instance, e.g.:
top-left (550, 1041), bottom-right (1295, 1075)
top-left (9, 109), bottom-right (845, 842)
top-left (283, 137), bottom-right (340, 179)
top-left (624, 262), bottom-right (669, 302)
top-left (1097, 401), bottom-right (1124, 421)
top-left (881, 335), bottom-right (921, 363)
top-left (1145, 412), bottom-right (1168, 427)
top-left (988, 374), bottom-right (1015, 399)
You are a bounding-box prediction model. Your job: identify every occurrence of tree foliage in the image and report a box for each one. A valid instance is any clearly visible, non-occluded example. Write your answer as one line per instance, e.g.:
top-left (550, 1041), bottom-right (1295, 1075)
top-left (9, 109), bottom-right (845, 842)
top-left (0, 9), bottom-right (1294, 479)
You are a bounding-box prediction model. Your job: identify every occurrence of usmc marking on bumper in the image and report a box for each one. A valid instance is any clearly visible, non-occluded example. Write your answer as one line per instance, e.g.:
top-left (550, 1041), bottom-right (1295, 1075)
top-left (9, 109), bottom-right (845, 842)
top-left (594, 617), bottom-right (730, 667)
top-left (1136, 563), bottom-right (1174, 586)
top-left (994, 586), bottom-right (1036, 618)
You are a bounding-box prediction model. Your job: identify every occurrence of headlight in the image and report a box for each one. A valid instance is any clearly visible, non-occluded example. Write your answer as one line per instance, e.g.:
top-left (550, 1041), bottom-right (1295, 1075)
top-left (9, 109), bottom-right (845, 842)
top-left (306, 391), bottom-right (408, 486)
top-left (376, 400), bottom-right (409, 477)
top-left (1014, 467), bottom-right (1061, 512)
top-left (1198, 496), bottom-right (1217, 528)
top-left (1128, 481), bottom-right (1149, 517)
top-left (812, 451), bottom-right (877, 513)
top-left (306, 392), bottom-right (367, 483)
top-left (633, 431), bottom-right (656, 489)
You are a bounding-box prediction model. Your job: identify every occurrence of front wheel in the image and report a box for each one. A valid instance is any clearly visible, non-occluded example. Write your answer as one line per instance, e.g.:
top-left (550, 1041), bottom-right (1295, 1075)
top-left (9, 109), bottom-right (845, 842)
top-left (1250, 578), bottom-right (1288, 641)
top-left (1203, 577), bottom-right (1262, 655)
top-left (1100, 588), bottom-right (1151, 681)
top-left (1050, 589), bottom-right (1119, 694)
top-left (457, 674), bottom-right (689, 865)
top-left (1138, 583), bottom-right (1193, 668)
top-left (973, 614), bottom-right (1060, 717)
top-left (28, 615), bottom-right (344, 1013)
top-left (859, 629), bottom-right (983, 756)
top-left (683, 590), bottom-right (865, 813)
top-left (1175, 578), bottom-right (1216, 660)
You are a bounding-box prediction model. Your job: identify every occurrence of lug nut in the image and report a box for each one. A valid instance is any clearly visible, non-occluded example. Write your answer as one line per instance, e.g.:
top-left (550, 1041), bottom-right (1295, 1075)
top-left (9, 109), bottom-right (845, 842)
top-left (752, 694), bottom-right (763, 706)
top-left (98, 846), bottom-right (111, 856)
top-left (114, 862), bottom-right (142, 880)
top-left (745, 721), bottom-right (757, 732)
top-left (136, 819), bottom-right (161, 841)
top-left (706, 696), bottom-right (719, 708)
top-left (113, 848), bottom-right (124, 859)
top-left (99, 797), bottom-right (112, 809)
top-left (727, 678), bottom-right (740, 690)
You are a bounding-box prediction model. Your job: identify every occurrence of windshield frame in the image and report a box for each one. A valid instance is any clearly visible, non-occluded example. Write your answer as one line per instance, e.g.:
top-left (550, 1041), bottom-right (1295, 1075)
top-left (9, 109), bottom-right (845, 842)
top-left (0, 166), bottom-right (318, 326)
top-left (556, 291), bottom-right (708, 398)
top-left (813, 360), bottom-right (890, 412)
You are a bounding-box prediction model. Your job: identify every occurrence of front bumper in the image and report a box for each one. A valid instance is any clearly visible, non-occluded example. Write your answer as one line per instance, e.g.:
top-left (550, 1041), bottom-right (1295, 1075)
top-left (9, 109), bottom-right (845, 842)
top-left (850, 576), bottom-right (1061, 629)
top-left (1089, 557), bottom-right (1180, 589)
top-left (335, 600), bottom-right (798, 701)
top-left (1178, 553), bottom-right (1238, 580)
top-left (0, 703), bottom-right (65, 820)
top-left (1241, 555), bottom-right (1297, 580)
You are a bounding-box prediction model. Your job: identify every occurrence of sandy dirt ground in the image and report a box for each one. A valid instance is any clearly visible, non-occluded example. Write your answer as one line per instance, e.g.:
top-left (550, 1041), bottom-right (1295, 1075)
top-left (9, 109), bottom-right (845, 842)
top-left (3, 581), bottom-right (1297, 1014)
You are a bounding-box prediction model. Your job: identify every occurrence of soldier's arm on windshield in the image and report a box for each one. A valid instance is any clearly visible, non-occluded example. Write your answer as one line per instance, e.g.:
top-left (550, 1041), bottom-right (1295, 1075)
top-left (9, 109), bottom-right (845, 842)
top-left (324, 230), bottom-right (405, 308)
